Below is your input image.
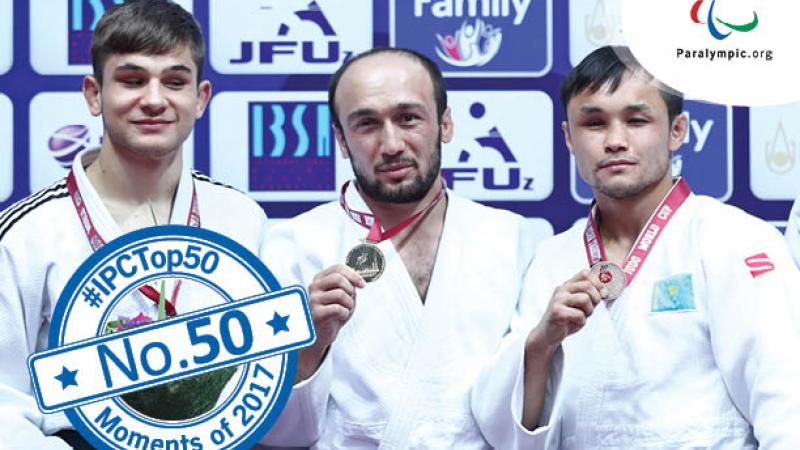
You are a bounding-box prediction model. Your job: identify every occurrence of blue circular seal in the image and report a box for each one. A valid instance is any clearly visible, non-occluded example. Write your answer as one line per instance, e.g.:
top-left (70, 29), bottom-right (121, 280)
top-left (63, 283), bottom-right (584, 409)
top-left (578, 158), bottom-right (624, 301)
top-left (48, 226), bottom-right (298, 450)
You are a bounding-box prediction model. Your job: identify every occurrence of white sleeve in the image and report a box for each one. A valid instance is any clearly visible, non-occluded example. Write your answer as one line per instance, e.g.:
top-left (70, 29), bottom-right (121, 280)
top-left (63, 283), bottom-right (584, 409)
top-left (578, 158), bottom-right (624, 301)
top-left (470, 227), bottom-right (563, 450)
top-left (257, 223), bottom-right (331, 447)
top-left (0, 245), bottom-right (72, 449)
top-left (784, 195), bottom-right (800, 269)
top-left (705, 217), bottom-right (800, 450)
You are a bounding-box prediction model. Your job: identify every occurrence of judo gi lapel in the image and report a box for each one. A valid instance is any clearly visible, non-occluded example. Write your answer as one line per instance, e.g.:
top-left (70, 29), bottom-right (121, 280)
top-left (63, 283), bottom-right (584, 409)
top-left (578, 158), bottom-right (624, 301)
top-left (376, 194), bottom-right (463, 449)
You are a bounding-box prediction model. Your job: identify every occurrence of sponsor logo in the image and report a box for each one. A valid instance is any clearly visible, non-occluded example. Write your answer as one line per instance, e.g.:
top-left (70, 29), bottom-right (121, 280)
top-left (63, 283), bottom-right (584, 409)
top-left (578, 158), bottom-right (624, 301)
top-left (690, 0), bottom-right (758, 40)
top-left (210, 0), bottom-right (371, 74)
top-left (30, 0), bottom-right (192, 74)
top-left (764, 120), bottom-right (796, 175)
top-left (31, 226), bottom-right (314, 449)
top-left (0, 94), bottom-right (12, 202)
top-left (441, 91), bottom-right (553, 200)
top-left (749, 105), bottom-right (800, 200)
top-left (49, 125), bottom-right (93, 168)
top-left (435, 18), bottom-right (502, 67)
top-left (210, 92), bottom-right (348, 202)
top-left (571, 101), bottom-right (732, 203)
top-left (392, 0), bottom-right (552, 76)
top-left (248, 101), bottom-right (335, 191)
top-left (0, 0), bottom-right (12, 75)
top-left (744, 252), bottom-right (774, 278)
top-left (569, 0), bottom-right (625, 66)
top-left (67, 0), bottom-right (124, 65)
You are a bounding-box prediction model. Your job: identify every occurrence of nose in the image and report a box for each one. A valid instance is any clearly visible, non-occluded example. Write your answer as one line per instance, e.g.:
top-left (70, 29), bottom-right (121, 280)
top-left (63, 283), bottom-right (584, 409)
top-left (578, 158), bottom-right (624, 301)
top-left (140, 80), bottom-right (167, 115)
top-left (604, 120), bottom-right (627, 153)
top-left (379, 122), bottom-right (405, 156)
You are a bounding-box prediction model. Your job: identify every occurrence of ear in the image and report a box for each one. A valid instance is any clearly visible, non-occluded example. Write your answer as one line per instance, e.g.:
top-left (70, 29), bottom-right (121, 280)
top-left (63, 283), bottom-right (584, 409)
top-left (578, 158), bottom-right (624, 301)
top-left (668, 112), bottom-right (688, 153)
top-left (439, 107), bottom-right (454, 143)
top-left (334, 126), bottom-right (350, 159)
top-left (195, 80), bottom-right (212, 118)
top-left (561, 120), bottom-right (574, 154)
top-left (82, 76), bottom-right (102, 117)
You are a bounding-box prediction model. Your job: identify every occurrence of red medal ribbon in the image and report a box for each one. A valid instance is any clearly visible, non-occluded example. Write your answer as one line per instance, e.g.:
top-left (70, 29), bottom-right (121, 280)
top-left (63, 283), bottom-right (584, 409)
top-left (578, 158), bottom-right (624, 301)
top-left (583, 178), bottom-right (691, 285)
top-left (66, 170), bottom-right (201, 317)
top-left (339, 179), bottom-right (447, 244)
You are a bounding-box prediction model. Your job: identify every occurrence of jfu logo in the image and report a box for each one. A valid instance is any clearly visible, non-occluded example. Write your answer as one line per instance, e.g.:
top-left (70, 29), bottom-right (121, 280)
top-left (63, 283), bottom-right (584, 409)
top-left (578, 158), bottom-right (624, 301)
top-left (572, 101), bottom-right (732, 202)
top-left (230, 0), bottom-right (352, 66)
top-left (443, 101), bottom-right (534, 194)
top-left (68, 0), bottom-right (123, 64)
top-left (248, 101), bottom-right (335, 191)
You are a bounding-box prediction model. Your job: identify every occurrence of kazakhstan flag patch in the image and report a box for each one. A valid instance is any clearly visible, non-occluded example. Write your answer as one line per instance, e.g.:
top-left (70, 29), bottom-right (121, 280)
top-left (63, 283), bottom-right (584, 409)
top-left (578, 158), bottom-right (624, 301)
top-left (651, 273), bottom-right (695, 312)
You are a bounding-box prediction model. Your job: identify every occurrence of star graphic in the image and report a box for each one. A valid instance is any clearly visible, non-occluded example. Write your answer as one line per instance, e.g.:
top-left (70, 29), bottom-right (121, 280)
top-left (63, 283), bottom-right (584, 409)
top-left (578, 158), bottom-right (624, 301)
top-left (55, 366), bottom-right (78, 389)
top-left (266, 312), bottom-right (290, 335)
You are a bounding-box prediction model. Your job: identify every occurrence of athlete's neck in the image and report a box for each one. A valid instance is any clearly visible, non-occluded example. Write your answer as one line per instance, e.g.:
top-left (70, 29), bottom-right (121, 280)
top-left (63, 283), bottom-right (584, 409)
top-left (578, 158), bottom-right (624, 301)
top-left (85, 143), bottom-right (182, 225)
top-left (358, 181), bottom-right (446, 233)
top-left (595, 175), bottom-right (674, 247)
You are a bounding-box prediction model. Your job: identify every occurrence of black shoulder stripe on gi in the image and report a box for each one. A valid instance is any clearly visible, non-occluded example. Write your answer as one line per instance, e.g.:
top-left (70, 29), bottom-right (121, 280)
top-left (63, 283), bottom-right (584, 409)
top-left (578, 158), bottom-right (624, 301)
top-left (191, 170), bottom-right (241, 193)
top-left (0, 181), bottom-right (69, 242)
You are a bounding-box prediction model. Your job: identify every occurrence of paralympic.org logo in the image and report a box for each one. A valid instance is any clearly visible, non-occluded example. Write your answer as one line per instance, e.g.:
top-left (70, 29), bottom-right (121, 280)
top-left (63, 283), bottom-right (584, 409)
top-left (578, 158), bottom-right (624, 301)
top-left (435, 18), bottom-right (502, 67)
top-left (690, 0), bottom-right (757, 40)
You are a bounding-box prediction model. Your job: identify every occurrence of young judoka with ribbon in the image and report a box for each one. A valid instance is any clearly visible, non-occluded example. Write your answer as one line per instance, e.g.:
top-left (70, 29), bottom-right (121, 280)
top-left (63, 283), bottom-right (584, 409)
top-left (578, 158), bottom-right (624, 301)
top-left (471, 45), bottom-right (800, 449)
top-left (0, 2), bottom-right (268, 448)
top-left (258, 48), bottom-right (540, 449)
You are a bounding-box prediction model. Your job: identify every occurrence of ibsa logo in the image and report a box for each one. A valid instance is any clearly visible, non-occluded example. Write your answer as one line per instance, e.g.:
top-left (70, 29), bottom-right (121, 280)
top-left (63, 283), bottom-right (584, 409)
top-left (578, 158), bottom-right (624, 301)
top-left (68, 0), bottom-right (124, 65)
top-left (391, 0), bottom-right (552, 76)
top-left (210, 0), bottom-right (372, 74)
top-left (571, 101), bottom-right (732, 203)
top-left (248, 101), bottom-right (335, 191)
top-left (30, 0), bottom-right (192, 74)
top-left (441, 91), bottom-right (553, 201)
top-left (690, 0), bottom-right (758, 40)
top-left (209, 92), bottom-right (347, 202)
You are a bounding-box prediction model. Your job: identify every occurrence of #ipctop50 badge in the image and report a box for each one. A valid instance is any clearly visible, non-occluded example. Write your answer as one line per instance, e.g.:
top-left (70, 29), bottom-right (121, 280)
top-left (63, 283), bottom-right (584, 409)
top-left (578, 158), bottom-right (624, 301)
top-left (27, 225), bottom-right (314, 450)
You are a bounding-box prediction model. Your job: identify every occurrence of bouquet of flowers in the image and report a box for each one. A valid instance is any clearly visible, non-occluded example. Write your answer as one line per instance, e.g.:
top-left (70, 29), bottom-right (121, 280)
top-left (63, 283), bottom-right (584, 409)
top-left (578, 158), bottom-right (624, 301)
top-left (105, 281), bottom-right (236, 421)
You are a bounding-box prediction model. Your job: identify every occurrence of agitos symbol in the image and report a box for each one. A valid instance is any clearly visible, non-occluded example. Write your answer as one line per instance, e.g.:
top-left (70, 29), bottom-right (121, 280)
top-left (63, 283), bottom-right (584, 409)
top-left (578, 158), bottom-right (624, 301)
top-left (690, 0), bottom-right (758, 40)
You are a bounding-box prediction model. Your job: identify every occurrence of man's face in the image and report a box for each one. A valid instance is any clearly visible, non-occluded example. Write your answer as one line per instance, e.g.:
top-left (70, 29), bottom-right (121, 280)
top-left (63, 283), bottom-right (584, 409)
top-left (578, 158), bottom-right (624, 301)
top-left (333, 53), bottom-right (453, 204)
top-left (562, 73), bottom-right (687, 200)
top-left (83, 46), bottom-right (211, 160)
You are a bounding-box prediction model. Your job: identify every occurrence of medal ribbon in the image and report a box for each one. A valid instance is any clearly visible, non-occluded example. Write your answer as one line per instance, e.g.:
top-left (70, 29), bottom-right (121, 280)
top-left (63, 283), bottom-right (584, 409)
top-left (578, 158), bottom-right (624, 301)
top-left (583, 178), bottom-right (691, 285)
top-left (339, 179), bottom-right (447, 243)
top-left (66, 170), bottom-right (201, 317)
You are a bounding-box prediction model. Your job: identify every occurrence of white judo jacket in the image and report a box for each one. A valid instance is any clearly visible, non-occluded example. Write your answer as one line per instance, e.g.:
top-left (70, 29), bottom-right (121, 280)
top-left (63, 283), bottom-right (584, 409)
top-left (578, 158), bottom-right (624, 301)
top-left (259, 186), bottom-right (539, 449)
top-left (472, 193), bottom-right (800, 450)
top-left (0, 149), bottom-right (269, 449)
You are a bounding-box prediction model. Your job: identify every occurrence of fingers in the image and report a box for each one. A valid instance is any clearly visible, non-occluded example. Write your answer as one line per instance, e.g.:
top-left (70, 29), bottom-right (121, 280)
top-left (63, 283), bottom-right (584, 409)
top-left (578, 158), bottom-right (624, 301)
top-left (565, 269), bottom-right (604, 305)
top-left (308, 264), bottom-right (364, 323)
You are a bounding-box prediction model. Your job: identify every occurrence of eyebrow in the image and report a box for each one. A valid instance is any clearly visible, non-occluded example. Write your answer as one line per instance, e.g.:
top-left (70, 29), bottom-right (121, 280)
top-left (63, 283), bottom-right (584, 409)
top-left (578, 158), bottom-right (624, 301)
top-left (113, 63), bottom-right (193, 75)
top-left (345, 102), bottom-right (427, 124)
top-left (577, 103), bottom-right (653, 116)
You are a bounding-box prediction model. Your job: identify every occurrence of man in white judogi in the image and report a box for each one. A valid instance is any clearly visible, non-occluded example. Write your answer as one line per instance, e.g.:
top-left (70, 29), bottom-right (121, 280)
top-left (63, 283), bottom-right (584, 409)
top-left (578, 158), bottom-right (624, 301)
top-left (258, 48), bottom-right (538, 449)
top-left (471, 46), bottom-right (800, 449)
top-left (785, 195), bottom-right (800, 268)
top-left (0, 2), bottom-right (268, 448)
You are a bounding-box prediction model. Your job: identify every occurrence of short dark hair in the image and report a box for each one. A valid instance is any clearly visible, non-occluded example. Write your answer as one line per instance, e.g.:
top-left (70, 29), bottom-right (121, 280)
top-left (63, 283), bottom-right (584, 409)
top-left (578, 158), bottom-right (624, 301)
top-left (561, 46), bottom-right (683, 123)
top-left (91, 0), bottom-right (205, 85)
top-left (328, 47), bottom-right (448, 132)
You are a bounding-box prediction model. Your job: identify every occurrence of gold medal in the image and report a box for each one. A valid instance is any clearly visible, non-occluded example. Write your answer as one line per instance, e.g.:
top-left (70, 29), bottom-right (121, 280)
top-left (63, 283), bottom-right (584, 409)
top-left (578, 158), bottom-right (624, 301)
top-left (590, 261), bottom-right (626, 301)
top-left (345, 241), bottom-right (385, 282)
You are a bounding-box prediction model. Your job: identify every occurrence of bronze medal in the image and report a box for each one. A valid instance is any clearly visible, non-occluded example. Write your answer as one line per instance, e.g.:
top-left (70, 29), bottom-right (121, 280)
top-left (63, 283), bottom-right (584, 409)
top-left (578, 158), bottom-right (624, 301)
top-left (346, 241), bottom-right (385, 282)
top-left (590, 261), bottom-right (626, 301)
